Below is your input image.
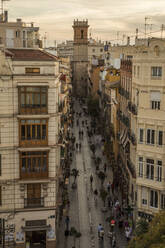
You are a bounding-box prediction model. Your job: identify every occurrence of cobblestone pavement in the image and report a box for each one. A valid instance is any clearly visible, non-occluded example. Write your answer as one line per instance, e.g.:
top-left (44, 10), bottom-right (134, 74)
top-left (56, 99), bottom-right (128, 248)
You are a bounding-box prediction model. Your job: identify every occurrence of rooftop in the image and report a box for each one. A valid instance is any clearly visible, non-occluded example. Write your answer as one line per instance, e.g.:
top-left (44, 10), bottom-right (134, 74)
top-left (5, 48), bottom-right (58, 61)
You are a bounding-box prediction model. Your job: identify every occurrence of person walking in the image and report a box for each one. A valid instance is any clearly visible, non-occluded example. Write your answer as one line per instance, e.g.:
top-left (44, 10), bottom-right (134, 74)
top-left (97, 224), bottom-right (102, 238)
top-left (65, 216), bottom-right (70, 231)
top-left (99, 227), bottom-right (104, 240)
top-left (103, 163), bottom-right (107, 173)
top-left (90, 174), bottom-right (93, 186)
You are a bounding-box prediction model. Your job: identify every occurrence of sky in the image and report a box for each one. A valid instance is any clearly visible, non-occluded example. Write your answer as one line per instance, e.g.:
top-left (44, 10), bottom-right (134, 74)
top-left (3, 0), bottom-right (165, 46)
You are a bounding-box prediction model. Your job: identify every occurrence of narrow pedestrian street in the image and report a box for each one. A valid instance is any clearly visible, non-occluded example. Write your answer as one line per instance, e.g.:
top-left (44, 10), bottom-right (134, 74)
top-left (57, 98), bottom-right (128, 248)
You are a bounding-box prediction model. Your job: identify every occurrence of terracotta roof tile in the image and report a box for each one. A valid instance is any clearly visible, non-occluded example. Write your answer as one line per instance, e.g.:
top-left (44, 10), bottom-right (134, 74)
top-left (6, 48), bottom-right (58, 61)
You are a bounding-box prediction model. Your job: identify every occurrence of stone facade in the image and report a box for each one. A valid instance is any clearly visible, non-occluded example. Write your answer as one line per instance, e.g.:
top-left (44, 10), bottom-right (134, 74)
top-left (0, 48), bottom-right (60, 247)
top-left (131, 39), bottom-right (165, 219)
top-left (72, 20), bottom-right (89, 97)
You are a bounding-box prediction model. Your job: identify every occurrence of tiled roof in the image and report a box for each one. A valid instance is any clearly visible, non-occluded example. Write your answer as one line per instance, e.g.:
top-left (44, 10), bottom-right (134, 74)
top-left (6, 48), bottom-right (58, 61)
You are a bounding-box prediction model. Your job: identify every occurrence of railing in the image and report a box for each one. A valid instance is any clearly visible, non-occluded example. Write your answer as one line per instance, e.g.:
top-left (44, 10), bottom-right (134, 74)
top-left (24, 198), bottom-right (44, 208)
top-left (20, 168), bottom-right (48, 180)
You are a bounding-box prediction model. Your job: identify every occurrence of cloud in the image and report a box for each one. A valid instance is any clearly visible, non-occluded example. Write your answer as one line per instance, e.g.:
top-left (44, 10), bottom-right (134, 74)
top-left (4, 0), bottom-right (165, 44)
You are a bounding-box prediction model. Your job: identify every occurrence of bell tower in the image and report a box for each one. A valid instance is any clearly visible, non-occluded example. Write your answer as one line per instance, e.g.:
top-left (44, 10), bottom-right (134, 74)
top-left (72, 19), bottom-right (89, 97)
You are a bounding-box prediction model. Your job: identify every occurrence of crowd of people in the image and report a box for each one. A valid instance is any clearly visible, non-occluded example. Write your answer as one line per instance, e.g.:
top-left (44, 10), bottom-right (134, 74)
top-left (64, 97), bottom-right (132, 247)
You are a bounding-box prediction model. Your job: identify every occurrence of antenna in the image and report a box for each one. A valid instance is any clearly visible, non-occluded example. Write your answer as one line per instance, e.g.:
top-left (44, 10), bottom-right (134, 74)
top-left (145, 16), bottom-right (152, 38)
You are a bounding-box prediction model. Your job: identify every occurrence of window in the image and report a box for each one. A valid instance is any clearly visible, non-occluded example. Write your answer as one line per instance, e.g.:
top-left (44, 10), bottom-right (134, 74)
top-left (138, 157), bottom-right (143, 177)
top-left (151, 67), bottom-right (162, 77)
top-left (150, 190), bottom-right (158, 208)
top-left (19, 87), bottom-right (48, 114)
top-left (16, 30), bottom-right (20, 38)
top-left (25, 68), bottom-right (40, 74)
top-left (157, 160), bottom-right (162, 182)
top-left (20, 151), bottom-right (48, 179)
top-left (146, 158), bottom-right (154, 180)
top-left (20, 119), bottom-right (47, 146)
top-left (139, 128), bottom-right (144, 143)
top-left (158, 131), bottom-right (163, 146)
top-left (161, 194), bottom-right (165, 209)
top-left (81, 30), bottom-right (84, 39)
top-left (147, 129), bottom-right (155, 145)
top-left (142, 187), bottom-right (147, 205)
top-left (137, 66), bottom-right (140, 77)
top-left (151, 101), bottom-right (160, 110)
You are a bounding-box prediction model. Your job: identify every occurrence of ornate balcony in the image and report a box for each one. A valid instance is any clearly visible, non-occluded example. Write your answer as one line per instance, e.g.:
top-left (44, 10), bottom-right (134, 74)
top-left (24, 198), bottom-right (44, 208)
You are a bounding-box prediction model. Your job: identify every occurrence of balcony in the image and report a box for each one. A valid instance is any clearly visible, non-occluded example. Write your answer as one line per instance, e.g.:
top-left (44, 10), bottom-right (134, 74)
top-left (24, 198), bottom-right (44, 208)
top-left (20, 167), bottom-right (48, 180)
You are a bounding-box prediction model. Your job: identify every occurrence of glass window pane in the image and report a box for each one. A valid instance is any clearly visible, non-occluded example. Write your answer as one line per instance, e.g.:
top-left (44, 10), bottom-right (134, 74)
top-left (27, 158), bottom-right (31, 172)
top-left (32, 158), bottom-right (36, 172)
top-left (41, 94), bottom-right (46, 107)
top-left (27, 125), bottom-right (31, 140)
top-left (42, 125), bottom-right (46, 140)
top-left (21, 126), bottom-right (25, 140)
top-left (43, 157), bottom-right (47, 171)
top-left (22, 158), bottom-right (26, 171)
top-left (32, 125), bottom-right (35, 139)
top-left (37, 125), bottom-right (41, 139)
top-left (35, 93), bottom-right (40, 107)
top-left (21, 94), bottom-right (25, 107)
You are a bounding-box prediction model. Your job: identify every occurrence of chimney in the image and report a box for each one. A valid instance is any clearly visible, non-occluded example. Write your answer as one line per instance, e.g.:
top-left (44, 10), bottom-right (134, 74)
top-left (4, 11), bottom-right (8, 22)
top-left (127, 36), bottom-right (130, 46)
top-left (17, 18), bottom-right (22, 23)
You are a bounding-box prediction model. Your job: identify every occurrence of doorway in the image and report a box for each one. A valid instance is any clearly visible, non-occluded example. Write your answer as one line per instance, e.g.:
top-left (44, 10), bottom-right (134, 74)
top-left (26, 230), bottom-right (46, 248)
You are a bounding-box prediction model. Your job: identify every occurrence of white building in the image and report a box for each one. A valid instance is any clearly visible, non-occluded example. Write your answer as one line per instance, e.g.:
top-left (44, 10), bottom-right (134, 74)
top-left (0, 47), bottom-right (61, 248)
top-left (131, 39), bottom-right (165, 220)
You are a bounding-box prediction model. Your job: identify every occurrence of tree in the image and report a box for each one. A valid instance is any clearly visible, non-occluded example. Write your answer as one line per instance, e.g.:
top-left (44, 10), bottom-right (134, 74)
top-left (128, 211), bottom-right (165, 248)
top-left (135, 219), bottom-right (149, 237)
top-left (70, 227), bottom-right (81, 248)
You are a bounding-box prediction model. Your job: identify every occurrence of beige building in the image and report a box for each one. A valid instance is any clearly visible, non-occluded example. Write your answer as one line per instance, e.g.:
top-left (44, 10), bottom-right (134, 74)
top-left (0, 47), bottom-right (61, 247)
top-left (0, 11), bottom-right (41, 48)
top-left (131, 39), bottom-right (165, 220)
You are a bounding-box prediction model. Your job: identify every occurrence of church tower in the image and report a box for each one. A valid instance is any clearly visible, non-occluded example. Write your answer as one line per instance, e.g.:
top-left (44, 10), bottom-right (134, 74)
top-left (72, 19), bottom-right (89, 97)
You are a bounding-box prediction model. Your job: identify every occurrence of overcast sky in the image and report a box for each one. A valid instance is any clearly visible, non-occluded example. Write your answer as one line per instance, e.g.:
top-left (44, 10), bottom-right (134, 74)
top-left (4, 0), bottom-right (165, 45)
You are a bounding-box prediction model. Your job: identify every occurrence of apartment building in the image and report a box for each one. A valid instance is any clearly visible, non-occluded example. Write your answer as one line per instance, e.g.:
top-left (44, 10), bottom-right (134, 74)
top-left (0, 11), bottom-right (41, 48)
top-left (0, 47), bottom-right (60, 248)
top-left (131, 39), bottom-right (165, 220)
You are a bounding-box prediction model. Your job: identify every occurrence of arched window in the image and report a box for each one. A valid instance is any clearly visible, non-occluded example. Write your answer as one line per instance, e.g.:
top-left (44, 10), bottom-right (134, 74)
top-left (81, 30), bottom-right (84, 39)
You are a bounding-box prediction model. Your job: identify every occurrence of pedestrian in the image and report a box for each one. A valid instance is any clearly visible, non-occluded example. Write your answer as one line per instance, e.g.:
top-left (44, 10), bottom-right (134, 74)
top-left (107, 181), bottom-right (111, 193)
top-left (90, 174), bottom-right (93, 185)
top-left (76, 143), bottom-right (78, 150)
top-left (97, 224), bottom-right (102, 238)
top-left (99, 227), bottom-right (104, 240)
top-left (79, 143), bottom-right (81, 151)
top-left (65, 216), bottom-right (70, 230)
top-left (82, 120), bottom-right (84, 126)
top-left (103, 163), bottom-right (107, 173)
top-left (85, 120), bottom-right (88, 125)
